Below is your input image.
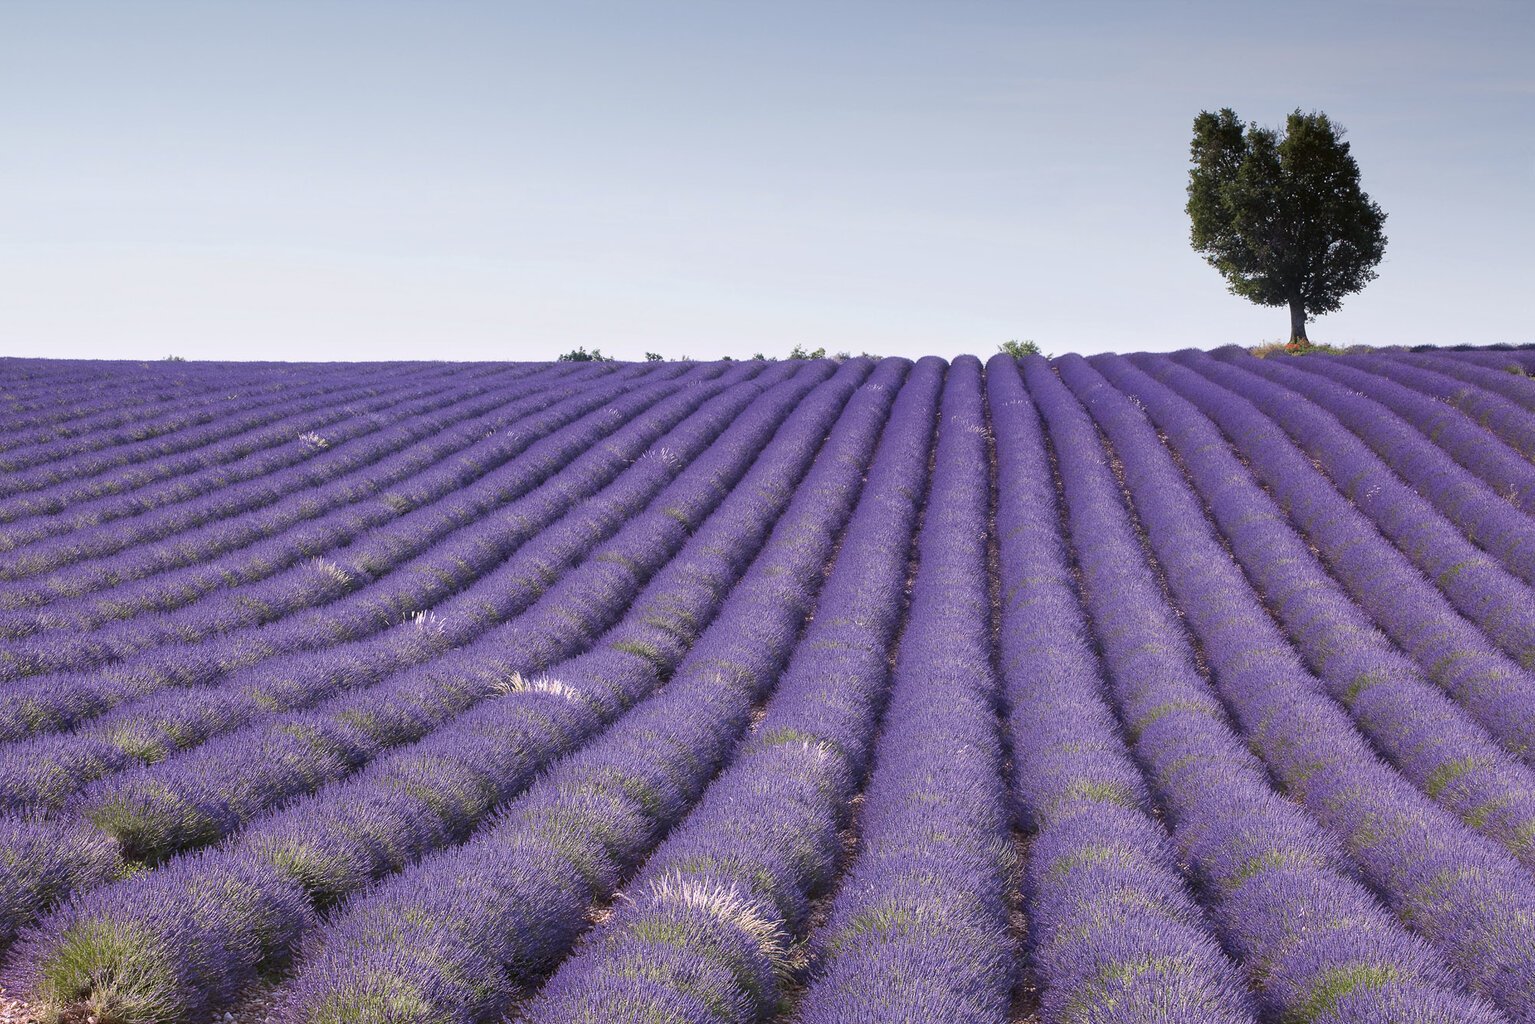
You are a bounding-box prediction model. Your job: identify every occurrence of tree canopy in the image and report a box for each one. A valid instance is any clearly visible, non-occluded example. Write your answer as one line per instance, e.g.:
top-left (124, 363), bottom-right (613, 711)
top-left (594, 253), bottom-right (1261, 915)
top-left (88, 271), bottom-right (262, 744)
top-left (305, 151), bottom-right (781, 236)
top-left (1187, 108), bottom-right (1387, 342)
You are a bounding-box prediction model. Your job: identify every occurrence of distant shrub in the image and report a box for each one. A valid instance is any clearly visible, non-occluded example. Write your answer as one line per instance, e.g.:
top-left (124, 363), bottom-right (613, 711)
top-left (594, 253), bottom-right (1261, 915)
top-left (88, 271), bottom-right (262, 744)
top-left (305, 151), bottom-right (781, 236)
top-left (788, 345), bottom-right (827, 360)
top-left (644, 352), bottom-right (664, 362)
top-left (999, 339), bottom-right (1041, 358)
top-left (162, 355), bottom-right (186, 362)
top-left (557, 347), bottom-right (609, 362)
top-left (1282, 338), bottom-right (1346, 355)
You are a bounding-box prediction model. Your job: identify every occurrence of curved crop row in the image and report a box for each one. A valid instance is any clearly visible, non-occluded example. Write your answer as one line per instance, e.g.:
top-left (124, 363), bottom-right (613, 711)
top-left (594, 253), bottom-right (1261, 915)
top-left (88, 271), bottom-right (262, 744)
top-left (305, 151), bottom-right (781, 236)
top-left (1341, 353), bottom-right (1535, 460)
top-left (786, 355), bottom-right (1017, 1024)
top-left (271, 358), bottom-right (920, 1024)
top-left (1062, 354), bottom-right (1535, 1019)
top-left (0, 361), bottom-right (578, 599)
top-left (0, 365), bottom-right (786, 789)
top-left (1022, 355), bottom-right (1500, 1022)
top-left (6, 350), bottom-right (1535, 1024)
top-left (0, 363), bottom-right (692, 673)
top-left (1, 358), bottom-right (884, 1022)
top-left (1099, 355), bottom-right (1535, 868)
top-left (0, 370), bottom-right (622, 633)
top-left (0, 361), bottom-right (408, 468)
top-left (1277, 353), bottom-right (1535, 512)
top-left (986, 354), bottom-right (1254, 1024)
top-left (0, 360), bottom-right (408, 442)
top-left (0, 361), bottom-right (495, 515)
top-left (0, 363), bottom-right (394, 479)
top-left (42, 365), bottom-right (780, 849)
top-left (1225, 352), bottom-right (1535, 586)
top-left (1187, 352), bottom-right (1535, 670)
top-left (519, 358), bottom-right (941, 1024)
top-left (0, 363), bottom-right (837, 941)
top-left (1156, 352), bottom-right (1535, 763)
top-left (0, 362), bottom-right (620, 598)
top-left (1389, 351), bottom-right (1535, 411)
top-left (0, 367), bottom-right (734, 734)
top-left (0, 367), bottom-right (257, 439)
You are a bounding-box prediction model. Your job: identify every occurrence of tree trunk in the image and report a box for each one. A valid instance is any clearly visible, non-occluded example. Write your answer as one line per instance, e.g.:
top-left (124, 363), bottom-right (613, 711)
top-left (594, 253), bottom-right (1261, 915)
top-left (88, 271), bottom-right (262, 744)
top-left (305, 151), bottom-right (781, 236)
top-left (1289, 297), bottom-right (1308, 343)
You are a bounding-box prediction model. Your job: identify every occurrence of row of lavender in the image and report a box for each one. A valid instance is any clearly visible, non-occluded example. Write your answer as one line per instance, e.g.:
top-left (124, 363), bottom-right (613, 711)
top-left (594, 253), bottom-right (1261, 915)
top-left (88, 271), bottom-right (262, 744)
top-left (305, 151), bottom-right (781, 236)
top-left (0, 359), bottom-right (833, 930)
top-left (3, 345), bottom-right (1535, 1023)
top-left (0, 354), bottom-right (900, 1021)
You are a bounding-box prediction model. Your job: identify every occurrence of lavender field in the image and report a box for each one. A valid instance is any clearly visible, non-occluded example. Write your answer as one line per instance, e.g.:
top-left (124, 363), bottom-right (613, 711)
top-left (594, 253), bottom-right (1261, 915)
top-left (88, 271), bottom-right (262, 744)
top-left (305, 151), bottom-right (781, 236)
top-left (4, 347), bottom-right (1535, 1024)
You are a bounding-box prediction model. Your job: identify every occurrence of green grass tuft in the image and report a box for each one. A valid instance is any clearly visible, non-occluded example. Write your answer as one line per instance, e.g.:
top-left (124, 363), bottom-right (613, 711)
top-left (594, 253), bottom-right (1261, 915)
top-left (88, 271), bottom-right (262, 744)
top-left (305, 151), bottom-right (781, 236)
top-left (33, 919), bottom-right (180, 1024)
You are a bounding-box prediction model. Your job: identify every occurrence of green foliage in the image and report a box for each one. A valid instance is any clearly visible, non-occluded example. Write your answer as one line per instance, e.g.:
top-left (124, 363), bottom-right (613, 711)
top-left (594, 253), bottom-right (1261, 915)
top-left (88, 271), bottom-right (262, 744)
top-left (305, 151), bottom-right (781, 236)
top-left (787, 345), bottom-right (826, 360)
top-left (1187, 108), bottom-right (1386, 343)
top-left (34, 918), bottom-right (182, 1024)
top-left (1249, 340), bottom-right (1291, 359)
top-left (999, 339), bottom-right (1041, 358)
top-left (1287, 964), bottom-right (1401, 1024)
top-left (644, 352), bottom-right (664, 362)
top-left (161, 355), bottom-right (186, 362)
top-left (1282, 338), bottom-right (1347, 356)
top-left (1423, 755), bottom-right (1479, 798)
top-left (82, 787), bottom-right (218, 865)
top-left (1252, 338), bottom-right (1353, 358)
top-left (556, 347), bottom-right (609, 362)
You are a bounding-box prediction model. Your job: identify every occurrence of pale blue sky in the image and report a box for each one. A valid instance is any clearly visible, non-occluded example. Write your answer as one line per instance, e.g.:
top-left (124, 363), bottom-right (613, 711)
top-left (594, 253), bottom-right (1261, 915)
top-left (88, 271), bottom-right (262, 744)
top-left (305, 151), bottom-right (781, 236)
top-left (1, 0), bottom-right (1529, 361)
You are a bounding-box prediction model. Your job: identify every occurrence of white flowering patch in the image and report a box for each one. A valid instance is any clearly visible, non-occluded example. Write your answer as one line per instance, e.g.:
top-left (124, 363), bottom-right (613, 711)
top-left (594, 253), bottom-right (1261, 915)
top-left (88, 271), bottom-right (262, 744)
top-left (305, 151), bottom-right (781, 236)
top-left (496, 672), bottom-right (586, 703)
top-left (644, 873), bottom-right (789, 969)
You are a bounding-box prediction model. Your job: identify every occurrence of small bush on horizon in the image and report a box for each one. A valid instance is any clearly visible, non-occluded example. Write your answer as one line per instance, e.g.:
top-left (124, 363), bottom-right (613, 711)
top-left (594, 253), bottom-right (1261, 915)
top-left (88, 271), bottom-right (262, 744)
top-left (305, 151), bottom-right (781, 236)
top-left (557, 347), bottom-right (610, 362)
top-left (1283, 338), bottom-right (1347, 356)
top-left (999, 339), bottom-right (1042, 359)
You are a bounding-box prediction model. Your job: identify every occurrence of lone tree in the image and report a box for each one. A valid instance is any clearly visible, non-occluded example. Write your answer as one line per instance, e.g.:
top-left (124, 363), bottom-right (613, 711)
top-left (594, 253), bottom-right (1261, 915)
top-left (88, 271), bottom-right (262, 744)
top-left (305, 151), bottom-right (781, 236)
top-left (1186, 108), bottom-right (1386, 343)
